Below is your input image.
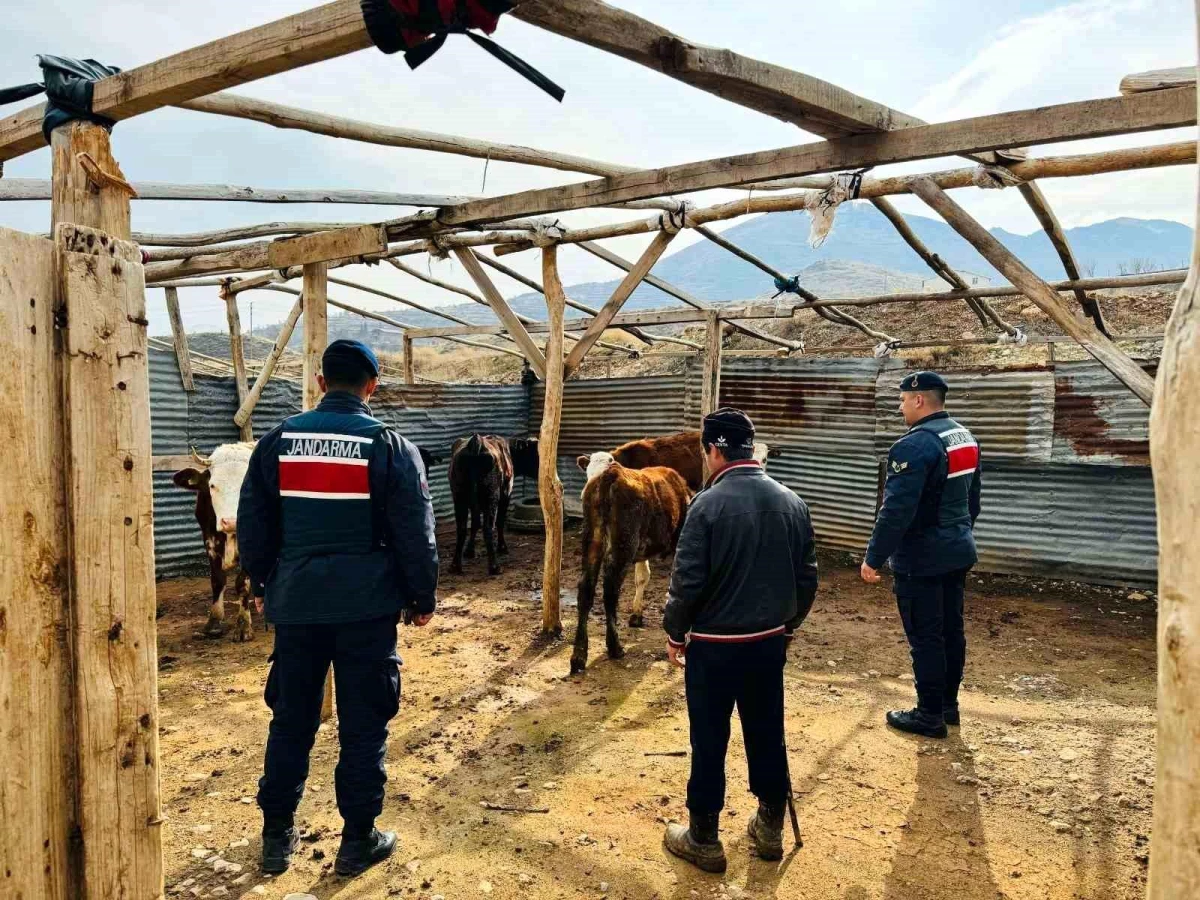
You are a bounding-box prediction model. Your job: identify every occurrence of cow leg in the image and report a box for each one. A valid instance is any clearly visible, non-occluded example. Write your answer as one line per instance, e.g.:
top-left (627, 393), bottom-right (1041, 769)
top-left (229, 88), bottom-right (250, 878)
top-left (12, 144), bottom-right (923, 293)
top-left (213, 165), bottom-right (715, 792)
top-left (483, 495), bottom-right (501, 576)
top-left (497, 491), bottom-right (510, 556)
top-left (232, 570), bottom-right (253, 642)
top-left (571, 562), bottom-right (599, 675)
top-left (629, 560), bottom-right (650, 628)
top-left (451, 495), bottom-right (468, 575)
top-left (465, 505), bottom-right (480, 559)
top-left (603, 559), bottom-right (629, 661)
top-left (203, 555), bottom-right (228, 637)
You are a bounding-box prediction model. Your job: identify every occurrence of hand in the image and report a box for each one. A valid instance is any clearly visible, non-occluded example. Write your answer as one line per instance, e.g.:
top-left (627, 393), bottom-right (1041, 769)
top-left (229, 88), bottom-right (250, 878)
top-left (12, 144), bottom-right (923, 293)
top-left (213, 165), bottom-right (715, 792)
top-left (411, 612), bottom-right (434, 627)
top-left (254, 596), bottom-right (264, 614)
top-left (667, 642), bottom-right (686, 668)
top-left (860, 561), bottom-right (882, 584)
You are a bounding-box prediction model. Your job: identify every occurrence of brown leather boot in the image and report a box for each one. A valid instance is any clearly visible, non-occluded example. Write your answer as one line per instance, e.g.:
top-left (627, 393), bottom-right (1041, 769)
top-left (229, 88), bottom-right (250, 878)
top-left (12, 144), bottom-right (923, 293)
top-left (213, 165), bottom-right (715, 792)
top-left (663, 812), bottom-right (726, 873)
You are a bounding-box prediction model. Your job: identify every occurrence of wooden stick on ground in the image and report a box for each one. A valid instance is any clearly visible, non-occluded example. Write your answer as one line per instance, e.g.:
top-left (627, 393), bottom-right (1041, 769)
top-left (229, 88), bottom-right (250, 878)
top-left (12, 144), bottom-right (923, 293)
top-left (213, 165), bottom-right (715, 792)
top-left (909, 177), bottom-right (1156, 405)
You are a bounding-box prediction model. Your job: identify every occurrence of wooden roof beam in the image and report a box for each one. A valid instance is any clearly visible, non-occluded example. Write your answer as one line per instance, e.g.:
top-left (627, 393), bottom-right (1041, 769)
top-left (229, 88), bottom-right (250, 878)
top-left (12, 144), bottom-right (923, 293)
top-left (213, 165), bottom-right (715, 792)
top-left (1120, 66), bottom-right (1194, 94)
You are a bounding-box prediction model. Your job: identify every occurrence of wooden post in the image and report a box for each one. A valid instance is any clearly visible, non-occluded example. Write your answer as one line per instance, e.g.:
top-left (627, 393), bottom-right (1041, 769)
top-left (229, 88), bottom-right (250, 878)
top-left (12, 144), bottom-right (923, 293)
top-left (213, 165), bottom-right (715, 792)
top-left (163, 286), bottom-right (195, 390)
top-left (0, 227), bottom-right (76, 900)
top-left (300, 262), bottom-right (334, 720)
top-left (302, 263), bottom-right (329, 410)
top-left (909, 177), bottom-right (1156, 405)
top-left (1146, 29), bottom-right (1200, 899)
top-left (539, 247), bottom-right (567, 636)
top-left (51, 119), bottom-right (162, 900)
top-left (402, 333), bottom-right (415, 385)
top-left (222, 287), bottom-right (254, 440)
top-left (700, 310), bottom-right (722, 417)
top-left (234, 297), bottom-right (303, 427)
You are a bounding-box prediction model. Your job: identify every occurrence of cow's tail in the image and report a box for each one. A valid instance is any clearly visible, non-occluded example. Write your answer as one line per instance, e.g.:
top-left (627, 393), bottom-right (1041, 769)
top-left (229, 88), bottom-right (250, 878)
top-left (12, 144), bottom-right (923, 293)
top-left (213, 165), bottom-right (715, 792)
top-left (579, 466), bottom-right (618, 590)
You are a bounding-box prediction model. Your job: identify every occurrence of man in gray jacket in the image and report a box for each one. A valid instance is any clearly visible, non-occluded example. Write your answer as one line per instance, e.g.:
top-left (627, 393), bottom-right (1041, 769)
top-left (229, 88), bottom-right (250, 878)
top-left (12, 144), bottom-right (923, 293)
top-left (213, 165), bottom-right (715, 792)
top-left (662, 408), bottom-right (819, 872)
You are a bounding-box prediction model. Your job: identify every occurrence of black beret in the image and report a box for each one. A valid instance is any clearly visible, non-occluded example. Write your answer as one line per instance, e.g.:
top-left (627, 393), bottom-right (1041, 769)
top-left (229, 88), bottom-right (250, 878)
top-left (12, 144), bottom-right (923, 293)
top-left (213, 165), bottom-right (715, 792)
top-left (323, 339), bottom-right (380, 378)
top-left (702, 407), bottom-right (756, 449)
top-left (899, 370), bottom-right (948, 392)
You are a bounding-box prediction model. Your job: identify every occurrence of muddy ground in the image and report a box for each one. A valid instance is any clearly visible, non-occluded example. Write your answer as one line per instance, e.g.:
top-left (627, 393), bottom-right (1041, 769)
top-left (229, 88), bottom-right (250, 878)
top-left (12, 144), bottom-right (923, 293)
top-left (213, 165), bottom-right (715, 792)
top-left (158, 526), bottom-right (1157, 900)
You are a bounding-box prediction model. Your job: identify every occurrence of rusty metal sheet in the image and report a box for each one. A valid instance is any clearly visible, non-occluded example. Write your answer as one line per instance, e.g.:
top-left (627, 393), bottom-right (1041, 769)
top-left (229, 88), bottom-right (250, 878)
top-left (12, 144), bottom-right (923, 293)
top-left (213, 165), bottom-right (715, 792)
top-left (531, 375), bottom-right (690, 456)
top-left (684, 357), bottom-right (881, 456)
top-left (876, 364), bottom-right (1055, 461)
top-left (1051, 360), bottom-right (1154, 466)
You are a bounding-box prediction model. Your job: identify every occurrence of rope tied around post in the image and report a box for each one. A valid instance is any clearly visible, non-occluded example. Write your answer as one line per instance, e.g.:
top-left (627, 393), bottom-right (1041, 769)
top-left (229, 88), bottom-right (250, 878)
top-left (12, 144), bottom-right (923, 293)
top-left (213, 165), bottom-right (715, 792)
top-left (530, 219), bottom-right (566, 247)
top-left (873, 339), bottom-right (902, 358)
top-left (971, 164), bottom-right (1025, 190)
top-left (427, 232), bottom-right (452, 260)
top-left (805, 167), bottom-right (870, 248)
top-left (997, 326), bottom-right (1028, 345)
top-left (771, 274), bottom-right (802, 298)
top-left (658, 200), bottom-right (695, 235)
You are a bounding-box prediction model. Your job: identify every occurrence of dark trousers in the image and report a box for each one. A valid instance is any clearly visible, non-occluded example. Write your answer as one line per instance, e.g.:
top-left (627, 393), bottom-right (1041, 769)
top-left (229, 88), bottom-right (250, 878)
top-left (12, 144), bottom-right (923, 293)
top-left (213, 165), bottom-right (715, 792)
top-left (894, 568), bottom-right (969, 716)
top-left (257, 616), bottom-right (401, 834)
top-left (685, 635), bottom-right (788, 816)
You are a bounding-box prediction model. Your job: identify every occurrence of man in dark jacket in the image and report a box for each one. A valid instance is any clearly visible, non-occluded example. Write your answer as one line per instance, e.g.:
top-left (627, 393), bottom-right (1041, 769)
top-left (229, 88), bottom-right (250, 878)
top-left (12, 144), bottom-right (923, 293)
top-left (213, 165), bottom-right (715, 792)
top-left (862, 370), bottom-right (982, 739)
top-left (238, 339), bottom-right (439, 877)
top-left (662, 408), bottom-right (819, 872)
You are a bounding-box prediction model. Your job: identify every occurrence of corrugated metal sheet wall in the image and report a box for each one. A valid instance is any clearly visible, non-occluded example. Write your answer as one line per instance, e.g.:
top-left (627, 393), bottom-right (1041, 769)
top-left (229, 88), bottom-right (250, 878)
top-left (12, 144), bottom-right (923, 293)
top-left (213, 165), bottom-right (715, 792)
top-left (148, 347), bottom-right (1158, 588)
top-left (149, 349), bottom-right (528, 578)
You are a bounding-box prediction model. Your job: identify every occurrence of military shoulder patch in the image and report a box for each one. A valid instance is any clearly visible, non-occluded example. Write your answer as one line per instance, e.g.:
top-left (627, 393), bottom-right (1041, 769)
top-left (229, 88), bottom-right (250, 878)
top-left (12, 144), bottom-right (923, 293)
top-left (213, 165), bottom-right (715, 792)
top-left (890, 459), bottom-right (909, 474)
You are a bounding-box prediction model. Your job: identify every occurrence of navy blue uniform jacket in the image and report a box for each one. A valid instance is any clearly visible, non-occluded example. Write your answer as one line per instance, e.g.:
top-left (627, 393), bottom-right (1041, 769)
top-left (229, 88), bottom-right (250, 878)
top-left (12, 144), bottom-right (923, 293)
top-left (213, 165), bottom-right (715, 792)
top-left (238, 392), bottom-right (439, 624)
top-left (865, 411), bottom-right (982, 576)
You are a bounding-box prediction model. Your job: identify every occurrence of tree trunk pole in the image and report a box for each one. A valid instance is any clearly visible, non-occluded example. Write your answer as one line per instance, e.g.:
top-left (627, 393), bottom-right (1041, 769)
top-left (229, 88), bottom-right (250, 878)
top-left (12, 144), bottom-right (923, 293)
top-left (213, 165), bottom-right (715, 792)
top-left (402, 333), bottom-right (415, 385)
top-left (51, 120), bottom-right (163, 900)
top-left (164, 286), bottom-right (195, 390)
top-left (300, 262), bottom-right (334, 719)
top-left (234, 297), bottom-right (303, 427)
top-left (223, 287), bottom-right (254, 441)
top-left (700, 310), bottom-right (723, 418)
top-left (1146, 35), bottom-right (1200, 900)
top-left (539, 246), bottom-right (567, 636)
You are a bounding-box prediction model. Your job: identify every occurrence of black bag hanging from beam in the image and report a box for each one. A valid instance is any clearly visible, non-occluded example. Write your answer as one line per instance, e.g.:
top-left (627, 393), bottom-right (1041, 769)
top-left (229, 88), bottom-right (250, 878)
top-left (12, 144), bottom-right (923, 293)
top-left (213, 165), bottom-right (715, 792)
top-left (0, 55), bottom-right (122, 142)
top-left (360, 0), bottom-right (565, 102)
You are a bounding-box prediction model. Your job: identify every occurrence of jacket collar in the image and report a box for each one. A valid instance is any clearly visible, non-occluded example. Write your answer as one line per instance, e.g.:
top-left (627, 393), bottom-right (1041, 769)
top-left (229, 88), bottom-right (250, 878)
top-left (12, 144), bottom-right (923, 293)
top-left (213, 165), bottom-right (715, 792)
top-left (706, 459), bottom-right (762, 488)
top-left (316, 391), bottom-right (372, 415)
top-left (907, 410), bottom-right (950, 432)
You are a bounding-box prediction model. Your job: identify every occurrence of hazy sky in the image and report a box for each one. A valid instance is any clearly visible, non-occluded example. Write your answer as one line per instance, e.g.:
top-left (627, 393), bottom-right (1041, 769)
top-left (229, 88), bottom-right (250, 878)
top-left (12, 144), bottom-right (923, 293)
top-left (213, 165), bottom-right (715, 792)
top-left (1, 0), bottom-right (1195, 335)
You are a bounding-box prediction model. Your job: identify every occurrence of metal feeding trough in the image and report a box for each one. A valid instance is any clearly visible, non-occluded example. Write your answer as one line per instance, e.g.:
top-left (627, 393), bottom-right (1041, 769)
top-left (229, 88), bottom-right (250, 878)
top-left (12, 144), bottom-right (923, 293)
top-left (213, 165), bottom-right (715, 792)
top-left (507, 495), bottom-right (583, 533)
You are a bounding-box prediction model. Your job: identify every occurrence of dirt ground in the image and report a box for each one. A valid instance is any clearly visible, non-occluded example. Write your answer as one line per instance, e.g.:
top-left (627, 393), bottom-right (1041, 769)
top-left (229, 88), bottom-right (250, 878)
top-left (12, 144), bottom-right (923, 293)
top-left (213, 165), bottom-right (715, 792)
top-left (158, 526), bottom-right (1157, 900)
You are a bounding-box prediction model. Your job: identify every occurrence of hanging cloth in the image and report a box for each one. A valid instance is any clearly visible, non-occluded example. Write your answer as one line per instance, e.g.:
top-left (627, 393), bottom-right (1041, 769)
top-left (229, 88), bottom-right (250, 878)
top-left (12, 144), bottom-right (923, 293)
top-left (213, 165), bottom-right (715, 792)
top-left (360, 0), bottom-right (565, 101)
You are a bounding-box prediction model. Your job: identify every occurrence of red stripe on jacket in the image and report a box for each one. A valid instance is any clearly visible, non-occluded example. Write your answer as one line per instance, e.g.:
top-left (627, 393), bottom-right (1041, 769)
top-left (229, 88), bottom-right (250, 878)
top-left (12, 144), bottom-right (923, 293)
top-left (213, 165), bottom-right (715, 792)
top-left (279, 460), bottom-right (369, 494)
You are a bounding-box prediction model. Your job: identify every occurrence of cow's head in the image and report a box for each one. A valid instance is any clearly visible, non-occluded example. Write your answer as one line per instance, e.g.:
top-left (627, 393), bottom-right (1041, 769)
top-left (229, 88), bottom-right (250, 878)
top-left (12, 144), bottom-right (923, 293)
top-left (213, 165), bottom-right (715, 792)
top-left (417, 445), bottom-right (442, 473)
top-left (577, 451), bottom-right (616, 490)
top-left (753, 442), bottom-right (772, 467)
top-left (173, 442), bottom-right (255, 571)
top-left (509, 438), bottom-right (540, 479)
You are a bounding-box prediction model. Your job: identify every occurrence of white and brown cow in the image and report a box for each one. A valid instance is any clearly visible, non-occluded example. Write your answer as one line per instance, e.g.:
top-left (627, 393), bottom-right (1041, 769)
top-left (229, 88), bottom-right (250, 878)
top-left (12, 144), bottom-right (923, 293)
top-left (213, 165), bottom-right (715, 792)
top-left (174, 442), bottom-right (257, 641)
top-left (574, 431), bottom-right (775, 645)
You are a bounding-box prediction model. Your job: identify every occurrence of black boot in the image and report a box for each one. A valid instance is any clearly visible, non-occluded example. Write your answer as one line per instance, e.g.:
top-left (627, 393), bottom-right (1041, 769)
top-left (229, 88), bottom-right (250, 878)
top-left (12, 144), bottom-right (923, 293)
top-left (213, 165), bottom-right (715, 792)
top-left (261, 825), bottom-right (299, 875)
top-left (943, 704), bottom-right (960, 726)
top-left (335, 827), bottom-right (397, 877)
top-left (886, 707), bottom-right (948, 738)
top-left (663, 811), bottom-right (727, 873)
top-left (747, 800), bottom-right (786, 861)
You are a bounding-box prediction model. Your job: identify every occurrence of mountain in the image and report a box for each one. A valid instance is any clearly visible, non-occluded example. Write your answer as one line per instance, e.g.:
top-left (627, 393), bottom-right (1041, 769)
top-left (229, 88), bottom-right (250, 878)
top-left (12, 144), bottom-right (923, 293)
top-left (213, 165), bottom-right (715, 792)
top-left (241, 208), bottom-right (1190, 347)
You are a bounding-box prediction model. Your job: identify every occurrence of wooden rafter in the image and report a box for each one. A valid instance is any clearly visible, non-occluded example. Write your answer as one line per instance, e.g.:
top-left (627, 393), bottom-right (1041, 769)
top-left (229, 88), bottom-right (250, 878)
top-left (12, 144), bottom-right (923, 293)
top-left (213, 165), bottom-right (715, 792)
top-left (163, 286), bottom-right (195, 391)
top-left (908, 177), bottom-right (1155, 405)
top-left (453, 248), bottom-right (548, 378)
top-left (563, 230), bottom-right (677, 375)
top-left (1121, 66), bottom-right (1194, 94)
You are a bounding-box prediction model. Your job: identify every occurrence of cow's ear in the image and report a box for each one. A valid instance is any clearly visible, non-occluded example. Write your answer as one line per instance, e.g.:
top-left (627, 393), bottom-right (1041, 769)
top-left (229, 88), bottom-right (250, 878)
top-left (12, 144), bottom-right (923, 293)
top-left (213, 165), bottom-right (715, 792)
top-left (173, 467), bottom-right (206, 491)
top-left (576, 455), bottom-right (590, 472)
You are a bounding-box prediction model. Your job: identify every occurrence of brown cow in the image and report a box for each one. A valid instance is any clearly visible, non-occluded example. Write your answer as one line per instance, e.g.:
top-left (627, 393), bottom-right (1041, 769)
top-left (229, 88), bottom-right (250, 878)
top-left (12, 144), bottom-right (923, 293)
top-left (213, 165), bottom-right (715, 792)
top-left (448, 434), bottom-right (539, 576)
top-left (574, 432), bottom-right (776, 635)
top-left (571, 458), bottom-right (691, 674)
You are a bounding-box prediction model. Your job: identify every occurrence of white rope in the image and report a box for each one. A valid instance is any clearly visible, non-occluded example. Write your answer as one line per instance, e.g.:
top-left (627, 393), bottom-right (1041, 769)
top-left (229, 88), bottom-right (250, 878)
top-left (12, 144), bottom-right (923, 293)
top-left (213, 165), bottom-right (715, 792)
top-left (971, 165), bottom-right (1024, 190)
top-left (997, 325), bottom-right (1028, 345)
top-left (658, 200), bottom-right (695, 235)
top-left (873, 339), bottom-right (901, 359)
